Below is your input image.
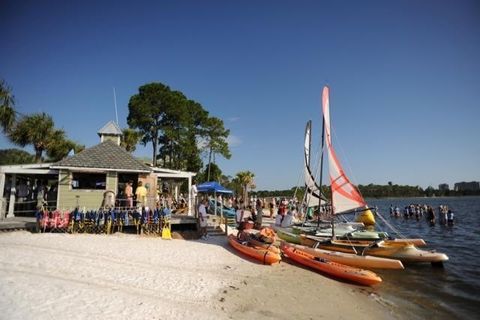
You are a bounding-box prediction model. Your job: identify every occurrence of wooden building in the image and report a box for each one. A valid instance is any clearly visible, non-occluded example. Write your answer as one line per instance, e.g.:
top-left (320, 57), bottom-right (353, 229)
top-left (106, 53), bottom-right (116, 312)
top-left (0, 121), bottom-right (196, 219)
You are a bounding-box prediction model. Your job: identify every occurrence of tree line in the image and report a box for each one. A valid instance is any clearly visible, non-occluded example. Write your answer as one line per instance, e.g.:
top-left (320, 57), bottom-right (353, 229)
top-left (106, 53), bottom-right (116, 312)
top-left (252, 183), bottom-right (480, 200)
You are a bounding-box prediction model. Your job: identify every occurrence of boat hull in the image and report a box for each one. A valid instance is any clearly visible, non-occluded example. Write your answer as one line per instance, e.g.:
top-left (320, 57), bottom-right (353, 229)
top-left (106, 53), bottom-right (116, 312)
top-left (301, 234), bottom-right (426, 248)
top-left (273, 227), bottom-right (302, 244)
top-left (228, 235), bottom-right (281, 265)
top-left (301, 236), bottom-right (448, 264)
top-left (280, 242), bottom-right (382, 286)
top-left (283, 242), bottom-right (404, 269)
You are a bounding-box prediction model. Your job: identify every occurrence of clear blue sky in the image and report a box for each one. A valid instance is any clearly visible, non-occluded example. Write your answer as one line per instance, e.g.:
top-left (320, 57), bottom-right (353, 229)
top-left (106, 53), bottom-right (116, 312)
top-left (1, 0), bottom-right (479, 190)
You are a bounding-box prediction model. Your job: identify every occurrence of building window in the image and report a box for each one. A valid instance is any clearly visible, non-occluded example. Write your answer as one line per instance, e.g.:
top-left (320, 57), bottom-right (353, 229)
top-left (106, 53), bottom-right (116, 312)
top-left (71, 172), bottom-right (106, 190)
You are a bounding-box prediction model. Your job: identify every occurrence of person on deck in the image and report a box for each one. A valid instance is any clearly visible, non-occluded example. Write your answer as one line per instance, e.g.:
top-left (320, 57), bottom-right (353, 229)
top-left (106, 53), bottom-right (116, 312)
top-left (135, 181), bottom-right (147, 207)
top-left (35, 181), bottom-right (47, 210)
top-left (125, 181), bottom-right (133, 208)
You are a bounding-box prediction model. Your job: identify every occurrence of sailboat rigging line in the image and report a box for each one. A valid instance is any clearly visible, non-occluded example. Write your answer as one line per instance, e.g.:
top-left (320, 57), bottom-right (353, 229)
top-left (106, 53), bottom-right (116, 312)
top-left (317, 116), bottom-right (326, 229)
top-left (294, 155), bottom-right (305, 198)
top-left (341, 233), bottom-right (359, 255)
top-left (375, 209), bottom-right (407, 239)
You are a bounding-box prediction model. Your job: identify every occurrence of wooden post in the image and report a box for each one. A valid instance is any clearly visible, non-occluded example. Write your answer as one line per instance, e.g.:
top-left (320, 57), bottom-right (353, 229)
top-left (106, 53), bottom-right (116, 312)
top-left (187, 175), bottom-right (192, 216)
top-left (7, 174), bottom-right (16, 218)
top-left (0, 173), bottom-right (5, 220)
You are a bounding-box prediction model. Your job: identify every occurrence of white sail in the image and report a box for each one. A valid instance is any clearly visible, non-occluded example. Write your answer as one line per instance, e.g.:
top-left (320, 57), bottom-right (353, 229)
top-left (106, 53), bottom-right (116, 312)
top-left (304, 120), bottom-right (324, 207)
top-left (322, 86), bottom-right (366, 214)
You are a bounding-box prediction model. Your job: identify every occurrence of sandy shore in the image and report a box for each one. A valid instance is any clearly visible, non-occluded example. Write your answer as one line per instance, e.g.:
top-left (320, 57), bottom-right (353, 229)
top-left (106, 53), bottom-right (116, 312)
top-left (0, 231), bottom-right (401, 319)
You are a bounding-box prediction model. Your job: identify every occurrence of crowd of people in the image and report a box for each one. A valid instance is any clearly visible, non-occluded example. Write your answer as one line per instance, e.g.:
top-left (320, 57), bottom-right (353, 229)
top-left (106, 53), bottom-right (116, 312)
top-left (3, 178), bottom-right (58, 214)
top-left (390, 203), bottom-right (455, 225)
top-left (118, 180), bottom-right (188, 213)
top-left (194, 195), bottom-right (303, 237)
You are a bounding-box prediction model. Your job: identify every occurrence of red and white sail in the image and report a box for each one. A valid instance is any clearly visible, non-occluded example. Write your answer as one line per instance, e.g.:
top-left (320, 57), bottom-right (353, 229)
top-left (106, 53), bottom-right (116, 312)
top-left (322, 86), bottom-right (366, 214)
top-left (304, 120), bottom-right (324, 207)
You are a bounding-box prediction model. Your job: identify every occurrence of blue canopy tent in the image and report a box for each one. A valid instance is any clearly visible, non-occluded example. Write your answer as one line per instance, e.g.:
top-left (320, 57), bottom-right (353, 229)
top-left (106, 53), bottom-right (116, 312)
top-left (196, 181), bottom-right (233, 234)
top-left (196, 181), bottom-right (233, 194)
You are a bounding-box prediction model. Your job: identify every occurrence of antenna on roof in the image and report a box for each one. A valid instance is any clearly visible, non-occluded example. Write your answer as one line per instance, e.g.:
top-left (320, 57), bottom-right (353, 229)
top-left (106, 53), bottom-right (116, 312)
top-left (113, 87), bottom-right (119, 124)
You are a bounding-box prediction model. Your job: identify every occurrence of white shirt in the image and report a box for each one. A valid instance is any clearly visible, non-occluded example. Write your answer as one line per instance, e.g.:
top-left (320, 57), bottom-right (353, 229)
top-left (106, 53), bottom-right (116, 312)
top-left (236, 209), bottom-right (244, 223)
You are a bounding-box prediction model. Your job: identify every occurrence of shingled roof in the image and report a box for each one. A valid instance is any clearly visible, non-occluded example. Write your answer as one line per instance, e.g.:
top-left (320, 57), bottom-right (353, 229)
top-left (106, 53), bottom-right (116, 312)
top-left (53, 140), bottom-right (151, 172)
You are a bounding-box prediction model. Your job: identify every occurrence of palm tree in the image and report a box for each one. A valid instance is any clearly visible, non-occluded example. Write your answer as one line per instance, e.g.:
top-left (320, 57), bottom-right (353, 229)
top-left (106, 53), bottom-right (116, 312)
top-left (9, 112), bottom-right (65, 163)
top-left (0, 79), bottom-right (16, 134)
top-left (46, 138), bottom-right (85, 161)
top-left (235, 171), bottom-right (255, 206)
top-left (121, 128), bottom-right (141, 152)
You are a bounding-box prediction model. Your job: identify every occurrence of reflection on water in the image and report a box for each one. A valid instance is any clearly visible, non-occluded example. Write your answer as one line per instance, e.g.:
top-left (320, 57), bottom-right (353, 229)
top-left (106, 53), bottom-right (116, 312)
top-left (366, 196), bottom-right (480, 319)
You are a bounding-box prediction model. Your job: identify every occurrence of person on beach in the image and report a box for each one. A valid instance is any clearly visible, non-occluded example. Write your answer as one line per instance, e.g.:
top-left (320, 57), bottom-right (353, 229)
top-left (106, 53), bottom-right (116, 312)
top-left (235, 204), bottom-right (250, 240)
top-left (281, 208), bottom-right (294, 227)
top-left (198, 199), bottom-right (209, 239)
top-left (235, 204), bottom-right (244, 227)
top-left (125, 181), bottom-right (133, 207)
top-left (255, 198), bottom-right (263, 229)
top-left (269, 199), bottom-right (275, 218)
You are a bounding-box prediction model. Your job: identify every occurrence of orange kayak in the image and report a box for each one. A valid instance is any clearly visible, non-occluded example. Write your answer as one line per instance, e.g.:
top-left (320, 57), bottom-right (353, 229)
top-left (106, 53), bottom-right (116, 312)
top-left (228, 234), bottom-right (281, 265)
top-left (280, 242), bottom-right (382, 286)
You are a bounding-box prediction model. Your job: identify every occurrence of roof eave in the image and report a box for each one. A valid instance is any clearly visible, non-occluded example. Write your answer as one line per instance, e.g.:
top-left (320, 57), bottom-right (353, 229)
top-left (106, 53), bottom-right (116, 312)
top-left (50, 166), bottom-right (151, 173)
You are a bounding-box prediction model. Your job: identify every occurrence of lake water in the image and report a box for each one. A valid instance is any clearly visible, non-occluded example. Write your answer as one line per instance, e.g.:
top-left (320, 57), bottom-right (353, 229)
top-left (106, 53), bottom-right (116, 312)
top-left (365, 196), bottom-right (480, 319)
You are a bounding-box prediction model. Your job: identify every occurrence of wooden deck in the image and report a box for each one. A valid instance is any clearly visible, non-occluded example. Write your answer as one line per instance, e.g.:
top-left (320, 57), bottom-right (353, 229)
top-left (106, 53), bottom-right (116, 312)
top-left (0, 217), bottom-right (37, 232)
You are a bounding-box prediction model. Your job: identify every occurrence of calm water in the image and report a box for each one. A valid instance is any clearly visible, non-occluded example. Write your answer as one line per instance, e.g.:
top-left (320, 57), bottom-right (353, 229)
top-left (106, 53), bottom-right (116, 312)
top-left (365, 196), bottom-right (480, 319)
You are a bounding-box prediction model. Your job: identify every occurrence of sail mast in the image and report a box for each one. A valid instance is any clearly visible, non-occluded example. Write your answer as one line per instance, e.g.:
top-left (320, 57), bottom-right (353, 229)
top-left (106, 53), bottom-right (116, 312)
top-left (317, 103), bottom-right (326, 229)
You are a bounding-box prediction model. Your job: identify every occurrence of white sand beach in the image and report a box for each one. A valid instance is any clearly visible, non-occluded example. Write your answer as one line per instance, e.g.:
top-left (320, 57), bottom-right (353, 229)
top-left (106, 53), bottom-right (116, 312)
top-left (0, 231), bottom-right (400, 320)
